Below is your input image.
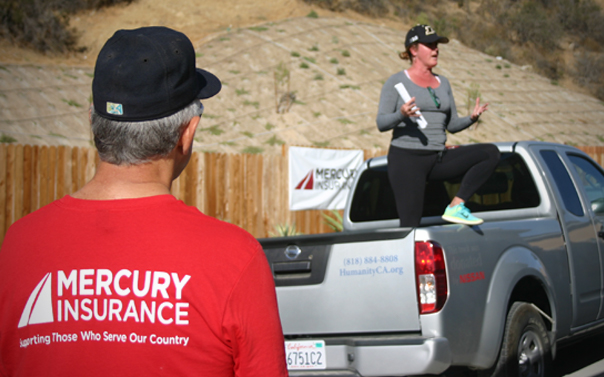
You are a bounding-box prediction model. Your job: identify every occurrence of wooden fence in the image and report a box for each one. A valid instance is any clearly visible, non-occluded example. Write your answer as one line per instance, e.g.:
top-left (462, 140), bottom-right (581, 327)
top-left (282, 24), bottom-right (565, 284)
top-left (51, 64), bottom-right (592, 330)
top-left (1, 144), bottom-right (603, 245)
top-left (0, 144), bottom-right (384, 245)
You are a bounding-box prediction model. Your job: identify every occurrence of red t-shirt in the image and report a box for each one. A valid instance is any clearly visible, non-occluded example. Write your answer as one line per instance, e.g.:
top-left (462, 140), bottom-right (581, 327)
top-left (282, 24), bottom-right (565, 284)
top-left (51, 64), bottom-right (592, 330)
top-left (0, 195), bottom-right (287, 377)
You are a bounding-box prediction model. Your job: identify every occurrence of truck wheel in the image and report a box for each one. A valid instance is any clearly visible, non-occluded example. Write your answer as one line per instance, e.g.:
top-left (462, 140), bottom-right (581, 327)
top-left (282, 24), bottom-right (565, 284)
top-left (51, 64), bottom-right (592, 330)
top-left (489, 302), bottom-right (552, 377)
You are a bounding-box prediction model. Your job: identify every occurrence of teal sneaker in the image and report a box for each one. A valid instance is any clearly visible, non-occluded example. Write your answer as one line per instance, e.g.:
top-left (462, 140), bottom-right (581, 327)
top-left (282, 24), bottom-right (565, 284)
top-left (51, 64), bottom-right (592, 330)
top-left (442, 203), bottom-right (484, 225)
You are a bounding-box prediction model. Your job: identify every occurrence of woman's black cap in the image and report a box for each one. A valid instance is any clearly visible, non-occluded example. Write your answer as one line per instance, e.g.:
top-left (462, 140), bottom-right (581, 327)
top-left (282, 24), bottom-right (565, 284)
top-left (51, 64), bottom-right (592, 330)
top-left (405, 24), bottom-right (449, 49)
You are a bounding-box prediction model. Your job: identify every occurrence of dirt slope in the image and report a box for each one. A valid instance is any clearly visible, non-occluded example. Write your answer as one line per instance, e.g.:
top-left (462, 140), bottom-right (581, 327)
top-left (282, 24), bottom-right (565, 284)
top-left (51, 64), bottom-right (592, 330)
top-left (1, 0), bottom-right (604, 152)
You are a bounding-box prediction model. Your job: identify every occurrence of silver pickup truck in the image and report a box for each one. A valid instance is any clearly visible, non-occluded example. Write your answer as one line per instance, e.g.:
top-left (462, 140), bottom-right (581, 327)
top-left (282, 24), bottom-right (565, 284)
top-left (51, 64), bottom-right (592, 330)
top-left (259, 141), bottom-right (604, 377)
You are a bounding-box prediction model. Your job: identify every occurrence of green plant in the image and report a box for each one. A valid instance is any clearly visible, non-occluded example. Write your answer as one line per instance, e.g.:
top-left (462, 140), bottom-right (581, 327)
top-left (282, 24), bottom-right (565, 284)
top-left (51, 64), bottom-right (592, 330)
top-left (201, 125), bottom-right (224, 135)
top-left (243, 100), bottom-right (259, 109)
top-left (270, 223), bottom-right (303, 237)
top-left (329, 58), bottom-right (339, 64)
top-left (309, 44), bottom-right (319, 52)
top-left (265, 135), bottom-right (284, 146)
top-left (274, 62), bottom-right (294, 114)
top-left (313, 73), bottom-right (324, 80)
top-left (341, 50), bottom-right (350, 57)
top-left (62, 99), bottom-right (83, 108)
top-left (236, 88), bottom-right (250, 96)
top-left (322, 210), bottom-right (343, 232)
top-left (337, 68), bottom-right (346, 76)
top-left (265, 122), bottom-right (276, 130)
top-left (0, 134), bottom-right (17, 143)
top-left (306, 10), bottom-right (319, 18)
top-left (465, 83), bottom-right (481, 116)
top-left (241, 131), bottom-right (254, 138)
top-left (242, 146), bottom-right (264, 154)
top-left (274, 62), bottom-right (289, 84)
top-left (300, 62), bottom-right (309, 69)
top-left (291, 51), bottom-right (300, 57)
top-left (248, 26), bottom-right (268, 32)
top-left (303, 57), bottom-right (316, 64)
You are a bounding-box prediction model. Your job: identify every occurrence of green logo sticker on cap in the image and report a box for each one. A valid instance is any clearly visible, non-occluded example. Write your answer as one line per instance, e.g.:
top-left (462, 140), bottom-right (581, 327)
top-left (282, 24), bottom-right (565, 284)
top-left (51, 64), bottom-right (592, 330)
top-left (107, 102), bottom-right (124, 115)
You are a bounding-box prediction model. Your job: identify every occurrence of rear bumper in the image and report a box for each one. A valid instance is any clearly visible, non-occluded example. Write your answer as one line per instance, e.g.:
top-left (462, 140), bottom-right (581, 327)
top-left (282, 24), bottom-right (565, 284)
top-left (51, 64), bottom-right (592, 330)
top-left (288, 335), bottom-right (451, 377)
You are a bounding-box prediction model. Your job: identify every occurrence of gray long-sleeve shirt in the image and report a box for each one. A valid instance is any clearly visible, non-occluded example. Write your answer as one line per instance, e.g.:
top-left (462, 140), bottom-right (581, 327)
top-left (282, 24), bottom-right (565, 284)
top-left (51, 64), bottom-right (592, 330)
top-left (376, 70), bottom-right (475, 151)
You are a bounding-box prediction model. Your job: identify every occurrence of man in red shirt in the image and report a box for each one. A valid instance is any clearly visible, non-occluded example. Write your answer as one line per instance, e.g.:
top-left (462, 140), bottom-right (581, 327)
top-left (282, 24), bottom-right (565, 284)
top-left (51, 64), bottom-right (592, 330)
top-left (0, 26), bottom-right (287, 377)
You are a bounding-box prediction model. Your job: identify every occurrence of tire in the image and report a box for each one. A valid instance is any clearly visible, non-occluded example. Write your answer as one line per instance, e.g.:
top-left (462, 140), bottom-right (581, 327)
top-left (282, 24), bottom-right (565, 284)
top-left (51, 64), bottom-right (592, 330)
top-left (488, 302), bottom-right (552, 377)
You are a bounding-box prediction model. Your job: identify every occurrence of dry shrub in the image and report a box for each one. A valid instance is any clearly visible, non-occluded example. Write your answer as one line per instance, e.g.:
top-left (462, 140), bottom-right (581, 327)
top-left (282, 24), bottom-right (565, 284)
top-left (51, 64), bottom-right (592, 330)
top-left (307, 0), bottom-right (604, 99)
top-left (574, 52), bottom-right (604, 100)
top-left (303, 0), bottom-right (389, 16)
top-left (454, 18), bottom-right (511, 59)
top-left (505, 2), bottom-right (561, 50)
top-left (534, 52), bottom-right (565, 80)
top-left (0, 0), bottom-right (134, 53)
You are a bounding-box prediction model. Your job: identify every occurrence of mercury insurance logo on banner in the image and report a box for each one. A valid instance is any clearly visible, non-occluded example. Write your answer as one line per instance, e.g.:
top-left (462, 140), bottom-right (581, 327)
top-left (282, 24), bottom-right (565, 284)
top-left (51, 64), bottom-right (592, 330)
top-left (289, 147), bottom-right (363, 210)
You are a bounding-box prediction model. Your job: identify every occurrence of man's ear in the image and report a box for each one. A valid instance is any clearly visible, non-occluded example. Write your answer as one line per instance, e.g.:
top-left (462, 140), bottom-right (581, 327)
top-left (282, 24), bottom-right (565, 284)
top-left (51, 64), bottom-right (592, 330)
top-left (179, 116), bottom-right (200, 156)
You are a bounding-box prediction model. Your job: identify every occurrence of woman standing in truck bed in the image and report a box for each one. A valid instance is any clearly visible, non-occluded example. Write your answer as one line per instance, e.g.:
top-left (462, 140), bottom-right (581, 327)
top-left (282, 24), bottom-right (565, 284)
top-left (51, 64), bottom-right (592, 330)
top-left (376, 24), bottom-right (500, 227)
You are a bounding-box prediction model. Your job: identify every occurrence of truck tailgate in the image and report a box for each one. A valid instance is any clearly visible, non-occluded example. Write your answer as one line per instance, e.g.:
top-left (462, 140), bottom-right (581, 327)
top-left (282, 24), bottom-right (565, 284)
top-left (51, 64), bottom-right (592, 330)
top-left (261, 228), bottom-right (420, 335)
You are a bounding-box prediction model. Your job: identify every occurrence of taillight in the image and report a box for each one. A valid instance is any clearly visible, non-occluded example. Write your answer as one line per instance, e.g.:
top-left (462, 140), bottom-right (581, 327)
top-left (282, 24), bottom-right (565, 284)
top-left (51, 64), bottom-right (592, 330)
top-left (415, 241), bottom-right (447, 314)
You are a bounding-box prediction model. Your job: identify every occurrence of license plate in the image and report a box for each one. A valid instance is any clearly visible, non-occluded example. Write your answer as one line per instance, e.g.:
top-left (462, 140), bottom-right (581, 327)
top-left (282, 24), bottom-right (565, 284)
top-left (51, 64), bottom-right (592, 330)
top-left (285, 340), bottom-right (326, 370)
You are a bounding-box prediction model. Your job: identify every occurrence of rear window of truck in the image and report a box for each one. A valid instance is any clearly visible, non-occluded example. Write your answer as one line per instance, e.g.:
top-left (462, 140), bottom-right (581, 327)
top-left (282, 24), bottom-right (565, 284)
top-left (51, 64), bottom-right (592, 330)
top-left (350, 152), bottom-right (541, 222)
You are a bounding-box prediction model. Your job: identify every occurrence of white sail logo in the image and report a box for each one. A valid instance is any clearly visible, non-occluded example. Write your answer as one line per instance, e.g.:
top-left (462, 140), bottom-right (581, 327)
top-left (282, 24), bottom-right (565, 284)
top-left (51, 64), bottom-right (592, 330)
top-left (18, 273), bottom-right (54, 328)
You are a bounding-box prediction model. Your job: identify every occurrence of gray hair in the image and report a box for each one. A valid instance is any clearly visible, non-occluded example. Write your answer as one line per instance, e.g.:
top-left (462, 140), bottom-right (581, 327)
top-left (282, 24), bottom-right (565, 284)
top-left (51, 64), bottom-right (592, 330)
top-left (91, 100), bottom-right (201, 165)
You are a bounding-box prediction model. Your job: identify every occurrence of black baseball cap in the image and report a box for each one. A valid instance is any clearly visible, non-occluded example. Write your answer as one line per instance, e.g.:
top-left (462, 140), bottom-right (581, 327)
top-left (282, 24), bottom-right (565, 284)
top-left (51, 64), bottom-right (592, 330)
top-left (405, 24), bottom-right (449, 49)
top-left (92, 26), bottom-right (221, 121)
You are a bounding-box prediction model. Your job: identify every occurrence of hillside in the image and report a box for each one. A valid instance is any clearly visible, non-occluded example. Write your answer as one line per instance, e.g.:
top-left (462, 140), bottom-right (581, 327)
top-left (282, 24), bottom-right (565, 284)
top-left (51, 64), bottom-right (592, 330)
top-left (1, 0), bottom-right (604, 153)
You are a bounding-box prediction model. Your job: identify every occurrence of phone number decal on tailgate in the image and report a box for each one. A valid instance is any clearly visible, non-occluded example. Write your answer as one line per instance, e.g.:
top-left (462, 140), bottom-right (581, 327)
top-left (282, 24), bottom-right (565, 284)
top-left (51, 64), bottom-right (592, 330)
top-left (285, 340), bottom-right (326, 370)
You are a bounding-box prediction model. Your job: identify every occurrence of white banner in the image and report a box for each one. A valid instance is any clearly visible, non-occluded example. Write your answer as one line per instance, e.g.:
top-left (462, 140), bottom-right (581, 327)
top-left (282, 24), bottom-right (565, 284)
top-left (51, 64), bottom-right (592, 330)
top-left (289, 147), bottom-right (364, 211)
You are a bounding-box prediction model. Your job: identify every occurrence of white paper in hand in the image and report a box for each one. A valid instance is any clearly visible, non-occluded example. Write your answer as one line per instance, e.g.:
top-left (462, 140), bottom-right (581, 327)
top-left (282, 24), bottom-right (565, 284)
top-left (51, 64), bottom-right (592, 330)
top-left (394, 83), bottom-right (427, 129)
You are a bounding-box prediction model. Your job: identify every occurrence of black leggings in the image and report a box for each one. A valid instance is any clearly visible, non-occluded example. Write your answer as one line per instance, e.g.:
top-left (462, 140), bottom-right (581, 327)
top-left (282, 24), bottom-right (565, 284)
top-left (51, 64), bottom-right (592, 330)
top-left (387, 144), bottom-right (500, 227)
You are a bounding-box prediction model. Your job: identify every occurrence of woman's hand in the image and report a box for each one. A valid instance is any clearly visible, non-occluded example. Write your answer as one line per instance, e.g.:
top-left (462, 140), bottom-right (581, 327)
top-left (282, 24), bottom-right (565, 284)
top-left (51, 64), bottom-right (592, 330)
top-left (400, 97), bottom-right (420, 118)
top-left (471, 97), bottom-right (488, 121)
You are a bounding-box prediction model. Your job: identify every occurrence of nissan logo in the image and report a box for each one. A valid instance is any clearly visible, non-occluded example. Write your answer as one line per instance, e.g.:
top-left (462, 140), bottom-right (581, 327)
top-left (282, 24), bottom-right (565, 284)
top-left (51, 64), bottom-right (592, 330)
top-left (285, 245), bottom-right (302, 260)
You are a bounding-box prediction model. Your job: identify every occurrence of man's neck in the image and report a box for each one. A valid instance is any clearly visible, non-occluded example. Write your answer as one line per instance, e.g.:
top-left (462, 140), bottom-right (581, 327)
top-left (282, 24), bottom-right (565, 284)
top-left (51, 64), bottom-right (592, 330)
top-left (72, 159), bottom-right (174, 200)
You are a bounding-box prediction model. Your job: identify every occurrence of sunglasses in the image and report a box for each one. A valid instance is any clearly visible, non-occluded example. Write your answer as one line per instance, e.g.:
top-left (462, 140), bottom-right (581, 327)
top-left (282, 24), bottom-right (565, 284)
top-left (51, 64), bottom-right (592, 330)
top-left (197, 102), bottom-right (205, 117)
top-left (427, 87), bottom-right (440, 109)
